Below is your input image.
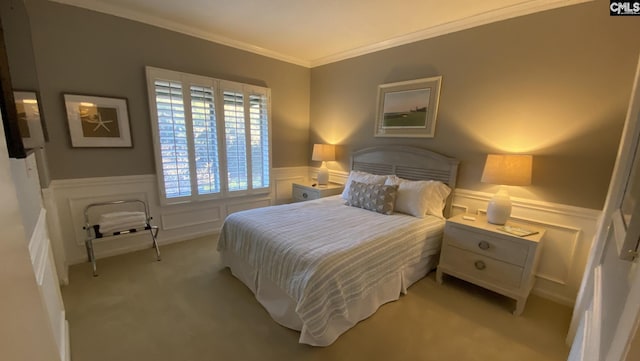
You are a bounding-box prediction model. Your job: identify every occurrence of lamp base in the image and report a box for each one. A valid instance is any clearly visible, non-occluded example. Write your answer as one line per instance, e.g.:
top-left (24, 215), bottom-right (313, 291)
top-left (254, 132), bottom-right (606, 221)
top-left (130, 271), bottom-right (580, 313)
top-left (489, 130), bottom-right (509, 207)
top-left (486, 188), bottom-right (512, 225)
top-left (317, 163), bottom-right (329, 185)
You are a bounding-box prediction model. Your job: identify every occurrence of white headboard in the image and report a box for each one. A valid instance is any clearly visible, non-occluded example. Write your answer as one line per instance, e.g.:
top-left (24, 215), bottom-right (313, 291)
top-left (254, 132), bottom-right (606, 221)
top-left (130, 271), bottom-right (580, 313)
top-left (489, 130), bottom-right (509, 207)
top-left (350, 146), bottom-right (460, 216)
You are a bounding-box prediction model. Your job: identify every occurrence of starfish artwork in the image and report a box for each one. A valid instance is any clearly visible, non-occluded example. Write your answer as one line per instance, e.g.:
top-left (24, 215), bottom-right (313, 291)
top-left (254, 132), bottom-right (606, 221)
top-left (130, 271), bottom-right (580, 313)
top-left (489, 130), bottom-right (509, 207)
top-left (79, 105), bottom-right (121, 138)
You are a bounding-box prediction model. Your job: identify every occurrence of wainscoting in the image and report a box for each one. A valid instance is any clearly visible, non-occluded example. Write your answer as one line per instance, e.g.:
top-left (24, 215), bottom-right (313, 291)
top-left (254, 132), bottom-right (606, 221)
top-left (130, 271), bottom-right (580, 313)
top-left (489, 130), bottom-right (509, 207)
top-left (29, 209), bottom-right (70, 361)
top-left (451, 189), bottom-right (599, 306)
top-left (46, 167), bottom-right (599, 306)
top-left (10, 153), bottom-right (69, 361)
top-left (43, 167), bottom-right (311, 284)
top-left (323, 168), bottom-right (600, 306)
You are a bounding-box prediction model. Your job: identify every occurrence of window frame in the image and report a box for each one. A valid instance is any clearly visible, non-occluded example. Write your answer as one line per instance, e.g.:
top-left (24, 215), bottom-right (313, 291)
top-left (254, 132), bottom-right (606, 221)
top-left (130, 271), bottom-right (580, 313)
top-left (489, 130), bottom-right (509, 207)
top-left (146, 66), bottom-right (272, 205)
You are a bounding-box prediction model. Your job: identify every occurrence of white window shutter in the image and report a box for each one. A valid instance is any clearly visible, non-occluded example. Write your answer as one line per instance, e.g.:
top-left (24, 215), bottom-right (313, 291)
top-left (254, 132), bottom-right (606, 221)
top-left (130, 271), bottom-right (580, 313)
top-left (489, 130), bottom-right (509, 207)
top-left (146, 66), bottom-right (271, 203)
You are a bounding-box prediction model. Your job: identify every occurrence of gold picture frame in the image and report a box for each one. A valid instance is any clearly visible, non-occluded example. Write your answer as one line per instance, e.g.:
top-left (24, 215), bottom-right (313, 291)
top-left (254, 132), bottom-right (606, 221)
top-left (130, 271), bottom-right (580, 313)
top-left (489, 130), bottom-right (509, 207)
top-left (64, 93), bottom-right (132, 147)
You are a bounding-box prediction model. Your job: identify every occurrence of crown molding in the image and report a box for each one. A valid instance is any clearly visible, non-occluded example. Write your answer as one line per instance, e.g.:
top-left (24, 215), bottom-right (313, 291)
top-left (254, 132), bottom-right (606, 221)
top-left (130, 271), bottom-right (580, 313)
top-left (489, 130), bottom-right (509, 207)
top-left (310, 0), bottom-right (593, 67)
top-left (47, 0), bottom-right (312, 67)
top-left (49, 0), bottom-right (592, 69)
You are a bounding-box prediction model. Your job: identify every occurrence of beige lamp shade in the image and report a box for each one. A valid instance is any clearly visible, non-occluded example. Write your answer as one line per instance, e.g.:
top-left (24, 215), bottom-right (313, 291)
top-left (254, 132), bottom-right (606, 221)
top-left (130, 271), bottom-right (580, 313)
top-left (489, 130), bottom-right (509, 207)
top-left (481, 154), bottom-right (533, 225)
top-left (481, 154), bottom-right (532, 186)
top-left (312, 144), bottom-right (335, 185)
top-left (312, 144), bottom-right (335, 162)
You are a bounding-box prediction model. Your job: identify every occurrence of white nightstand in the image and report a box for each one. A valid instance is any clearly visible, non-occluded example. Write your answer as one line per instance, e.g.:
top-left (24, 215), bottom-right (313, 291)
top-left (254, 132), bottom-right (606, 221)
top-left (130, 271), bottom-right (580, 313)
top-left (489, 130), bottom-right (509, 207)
top-left (436, 213), bottom-right (545, 315)
top-left (292, 182), bottom-right (343, 202)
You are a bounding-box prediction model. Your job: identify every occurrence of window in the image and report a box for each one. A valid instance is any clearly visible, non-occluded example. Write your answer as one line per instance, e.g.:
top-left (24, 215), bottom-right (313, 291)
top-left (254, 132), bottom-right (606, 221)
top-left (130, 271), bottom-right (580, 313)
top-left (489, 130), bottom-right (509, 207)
top-left (146, 67), bottom-right (271, 204)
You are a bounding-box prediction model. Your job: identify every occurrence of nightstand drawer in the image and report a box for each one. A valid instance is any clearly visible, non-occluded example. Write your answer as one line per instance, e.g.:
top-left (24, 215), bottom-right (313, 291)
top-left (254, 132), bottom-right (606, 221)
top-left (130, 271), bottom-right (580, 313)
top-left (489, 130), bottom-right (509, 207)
top-left (293, 186), bottom-right (319, 202)
top-left (444, 225), bottom-right (529, 266)
top-left (443, 245), bottom-right (524, 288)
top-left (292, 183), bottom-right (343, 202)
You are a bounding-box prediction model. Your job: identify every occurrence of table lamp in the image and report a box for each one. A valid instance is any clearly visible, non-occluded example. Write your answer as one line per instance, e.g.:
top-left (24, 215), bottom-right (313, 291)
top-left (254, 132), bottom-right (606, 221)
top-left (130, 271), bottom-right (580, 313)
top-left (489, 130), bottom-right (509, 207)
top-left (312, 144), bottom-right (335, 186)
top-left (481, 154), bottom-right (532, 225)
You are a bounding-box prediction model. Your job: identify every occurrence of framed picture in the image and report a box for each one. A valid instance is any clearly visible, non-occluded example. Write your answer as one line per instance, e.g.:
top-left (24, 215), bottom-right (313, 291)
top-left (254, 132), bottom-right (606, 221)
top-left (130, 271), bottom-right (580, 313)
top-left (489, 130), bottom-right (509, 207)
top-left (64, 93), bottom-right (132, 147)
top-left (374, 76), bottom-right (442, 138)
top-left (14, 90), bottom-right (46, 149)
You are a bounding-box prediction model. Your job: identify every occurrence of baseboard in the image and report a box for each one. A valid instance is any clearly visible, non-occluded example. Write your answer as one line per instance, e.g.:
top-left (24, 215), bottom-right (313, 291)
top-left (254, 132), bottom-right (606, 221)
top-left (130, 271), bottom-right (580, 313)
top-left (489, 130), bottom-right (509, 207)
top-left (49, 168), bottom-right (309, 266)
top-left (532, 287), bottom-right (575, 307)
top-left (452, 188), bottom-right (600, 306)
top-left (66, 229), bottom-right (220, 265)
top-left (61, 315), bottom-right (70, 361)
top-left (48, 168), bottom-right (598, 305)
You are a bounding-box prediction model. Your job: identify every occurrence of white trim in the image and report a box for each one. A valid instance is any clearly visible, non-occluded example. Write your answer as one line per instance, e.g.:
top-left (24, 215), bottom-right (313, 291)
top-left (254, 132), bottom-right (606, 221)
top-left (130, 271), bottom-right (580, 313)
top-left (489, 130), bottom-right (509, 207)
top-left (27, 207), bottom-right (69, 361)
top-left (568, 55), bottom-right (640, 350)
top-left (311, 0), bottom-right (592, 67)
top-left (46, 168), bottom-right (594, 305)
top-left (454, 188), bottom-right (601, 220)
top-left (146, 67), bottom-right (272, 204)
top-left (160, 204), bottom-right (223, 231)
top-left (48, 167), bottom-right (309, 266)
top-left (42, 188), bottom-right (69, 285)
top-left (452, 188), bottom-right (599, 306)
top-left (49, 0), bottom-right (591, 68)
top-left (49, 174), bottom-right (155, 189)
top-left (508, 214), bottom-right (581, 286)
top-left (320, 169), bottom-right (596, 305)
top-left (29, 208), bottom-right (49, 285)
top-left (63, 318), bottom-right (70, 361)
top-left (48, 0), bottom-right (311, 67)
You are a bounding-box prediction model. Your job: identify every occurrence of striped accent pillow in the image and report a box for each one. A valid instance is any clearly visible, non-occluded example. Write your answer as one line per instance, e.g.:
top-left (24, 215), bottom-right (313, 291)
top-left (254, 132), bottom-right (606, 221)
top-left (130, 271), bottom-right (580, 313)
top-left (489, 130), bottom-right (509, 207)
top-left (346, 180), bottom-right (399, 215)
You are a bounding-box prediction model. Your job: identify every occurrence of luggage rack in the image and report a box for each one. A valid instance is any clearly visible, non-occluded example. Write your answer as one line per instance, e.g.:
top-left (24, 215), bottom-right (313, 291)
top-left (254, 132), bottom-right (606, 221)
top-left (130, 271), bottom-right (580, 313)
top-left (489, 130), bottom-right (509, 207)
top-left (83, 199), bottom-right (161, 276)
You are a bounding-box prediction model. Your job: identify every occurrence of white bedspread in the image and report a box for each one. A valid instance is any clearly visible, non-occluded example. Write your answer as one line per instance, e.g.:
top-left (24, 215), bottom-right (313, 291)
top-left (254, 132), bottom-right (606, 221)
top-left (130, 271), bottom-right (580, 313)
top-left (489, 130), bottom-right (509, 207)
top-left (217, 195), bottom-right (444, 344)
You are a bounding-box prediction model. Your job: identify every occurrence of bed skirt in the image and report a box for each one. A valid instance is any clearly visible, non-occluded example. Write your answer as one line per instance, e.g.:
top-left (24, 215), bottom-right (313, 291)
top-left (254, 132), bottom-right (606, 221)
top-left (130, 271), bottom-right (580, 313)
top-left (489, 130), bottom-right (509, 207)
top-left (220, 250), bottom-right (438, 346)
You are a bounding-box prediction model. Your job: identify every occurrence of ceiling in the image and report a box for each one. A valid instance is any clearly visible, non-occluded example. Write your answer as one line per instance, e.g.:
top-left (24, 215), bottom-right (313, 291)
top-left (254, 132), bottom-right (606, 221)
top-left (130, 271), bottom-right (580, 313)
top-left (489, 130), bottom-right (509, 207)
top-left (50, 0), bottom-right (589, 67)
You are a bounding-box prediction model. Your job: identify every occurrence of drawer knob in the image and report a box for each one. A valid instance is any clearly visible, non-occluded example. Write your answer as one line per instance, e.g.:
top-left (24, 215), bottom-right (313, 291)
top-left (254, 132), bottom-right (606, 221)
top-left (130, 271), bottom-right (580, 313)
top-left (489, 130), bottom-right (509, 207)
top-left (478, 241), bottom-right (490, 250)
top-left (302, 192), bottom-right (308, 199)
top-left (474, 260), bottom-right (486, 270)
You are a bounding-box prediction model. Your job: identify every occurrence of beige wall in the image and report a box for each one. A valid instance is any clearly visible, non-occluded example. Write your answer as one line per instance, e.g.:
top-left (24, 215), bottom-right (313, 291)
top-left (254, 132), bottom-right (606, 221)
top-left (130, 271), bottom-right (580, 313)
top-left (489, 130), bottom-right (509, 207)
top-left (310, 0), bottom-right (640, 210)
top-left (9, 0), bottom-right (640, 209)
top-left (21, 0), bottom-right (310, 180)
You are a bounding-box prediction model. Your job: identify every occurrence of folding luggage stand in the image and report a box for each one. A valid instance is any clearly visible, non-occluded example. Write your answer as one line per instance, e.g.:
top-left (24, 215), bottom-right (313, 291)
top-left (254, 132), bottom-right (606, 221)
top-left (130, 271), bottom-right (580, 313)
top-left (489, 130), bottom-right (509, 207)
top-left (83, 199), bottom-right (161, 276)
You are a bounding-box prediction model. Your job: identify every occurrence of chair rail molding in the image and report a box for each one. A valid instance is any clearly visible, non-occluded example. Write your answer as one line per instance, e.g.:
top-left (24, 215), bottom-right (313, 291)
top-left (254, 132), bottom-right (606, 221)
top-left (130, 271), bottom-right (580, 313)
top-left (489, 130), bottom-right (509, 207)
top-left (326, 168), bottom-right (599, 304)
top-left (46, 167), bottom-right (310, 268)
top-left (46, 167), bottom-right (597, 305)
top-left (452, 188), bottom-right (600, 306)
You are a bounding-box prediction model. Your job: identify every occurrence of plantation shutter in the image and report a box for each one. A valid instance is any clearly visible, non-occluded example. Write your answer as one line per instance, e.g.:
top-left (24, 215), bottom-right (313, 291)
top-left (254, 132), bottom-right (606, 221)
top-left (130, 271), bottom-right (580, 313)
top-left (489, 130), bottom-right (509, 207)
top-left (223, 90), bottom-right (248, 192)
top-left (190, 85), bottom-right (221, 195)
top-left (147, 67), bottom-right (271, 204)
top-left (154, 80), bottom-right (191, 198)
top-left (249, 93), bottom-right (269, 189)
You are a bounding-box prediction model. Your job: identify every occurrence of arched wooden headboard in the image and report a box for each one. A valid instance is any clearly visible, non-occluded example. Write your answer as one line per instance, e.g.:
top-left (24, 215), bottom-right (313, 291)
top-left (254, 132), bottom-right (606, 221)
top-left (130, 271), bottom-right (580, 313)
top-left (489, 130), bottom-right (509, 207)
top-left (350, 146), bottom-right (459, 217)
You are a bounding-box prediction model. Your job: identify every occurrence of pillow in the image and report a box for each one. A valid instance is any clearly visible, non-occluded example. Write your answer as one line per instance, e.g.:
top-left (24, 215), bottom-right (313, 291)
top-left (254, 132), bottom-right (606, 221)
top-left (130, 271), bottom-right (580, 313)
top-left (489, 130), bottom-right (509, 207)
top-left (346, 180), bottom-right (399, 215)
top-left (384, 175), bottom-right (451, 219)
top-left (341, 171), bottom-right (388, 200)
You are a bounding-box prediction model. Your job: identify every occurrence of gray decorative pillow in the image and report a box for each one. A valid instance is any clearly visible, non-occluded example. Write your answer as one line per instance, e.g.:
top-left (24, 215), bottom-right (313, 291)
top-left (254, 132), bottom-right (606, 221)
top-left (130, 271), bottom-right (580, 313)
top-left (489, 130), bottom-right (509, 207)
top-left (346, 180), bottom-right (399, 215)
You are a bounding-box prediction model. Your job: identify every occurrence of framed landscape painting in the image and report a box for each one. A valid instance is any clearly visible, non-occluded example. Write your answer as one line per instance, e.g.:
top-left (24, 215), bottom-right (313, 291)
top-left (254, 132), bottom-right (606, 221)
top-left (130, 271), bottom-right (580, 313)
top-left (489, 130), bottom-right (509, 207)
top-left (64, 93), bottom-right (132, 147)
top-left (374, 76), bottom-right (442, 138)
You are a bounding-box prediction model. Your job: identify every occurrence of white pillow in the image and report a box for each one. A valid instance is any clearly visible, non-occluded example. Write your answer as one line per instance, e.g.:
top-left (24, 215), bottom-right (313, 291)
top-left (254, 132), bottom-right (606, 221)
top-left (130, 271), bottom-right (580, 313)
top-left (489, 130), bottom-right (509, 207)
top-left (341, 171), bottom-right (388, 200)
top-left (384, 175), bottom-right (451, 218)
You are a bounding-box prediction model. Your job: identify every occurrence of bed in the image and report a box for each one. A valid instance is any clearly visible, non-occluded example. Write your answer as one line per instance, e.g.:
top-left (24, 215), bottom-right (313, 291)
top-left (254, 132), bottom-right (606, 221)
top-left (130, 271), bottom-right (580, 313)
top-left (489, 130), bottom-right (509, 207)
top-left (217, 146), bottom-right (459, 346)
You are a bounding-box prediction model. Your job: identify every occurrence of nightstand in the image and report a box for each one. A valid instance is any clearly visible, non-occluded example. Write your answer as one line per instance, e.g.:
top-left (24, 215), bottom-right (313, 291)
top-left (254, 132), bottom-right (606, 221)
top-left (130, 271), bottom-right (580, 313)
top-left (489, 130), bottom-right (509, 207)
top-left (436, 213), bottom-right (545, 315)
top-left (292, 182), bottom-right (343, 202)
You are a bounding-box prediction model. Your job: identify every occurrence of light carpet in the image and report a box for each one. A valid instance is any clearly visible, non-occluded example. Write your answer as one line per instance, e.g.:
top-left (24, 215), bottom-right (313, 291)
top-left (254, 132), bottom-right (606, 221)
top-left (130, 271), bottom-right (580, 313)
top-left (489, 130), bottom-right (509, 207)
top-left (62, 235), bottom-right (572, 361)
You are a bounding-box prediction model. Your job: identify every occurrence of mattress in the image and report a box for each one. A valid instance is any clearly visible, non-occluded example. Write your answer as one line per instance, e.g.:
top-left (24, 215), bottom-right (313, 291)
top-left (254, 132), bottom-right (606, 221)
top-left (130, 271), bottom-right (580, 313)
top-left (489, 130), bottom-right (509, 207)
top-left (217, 195), bottom-right (445, 346)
